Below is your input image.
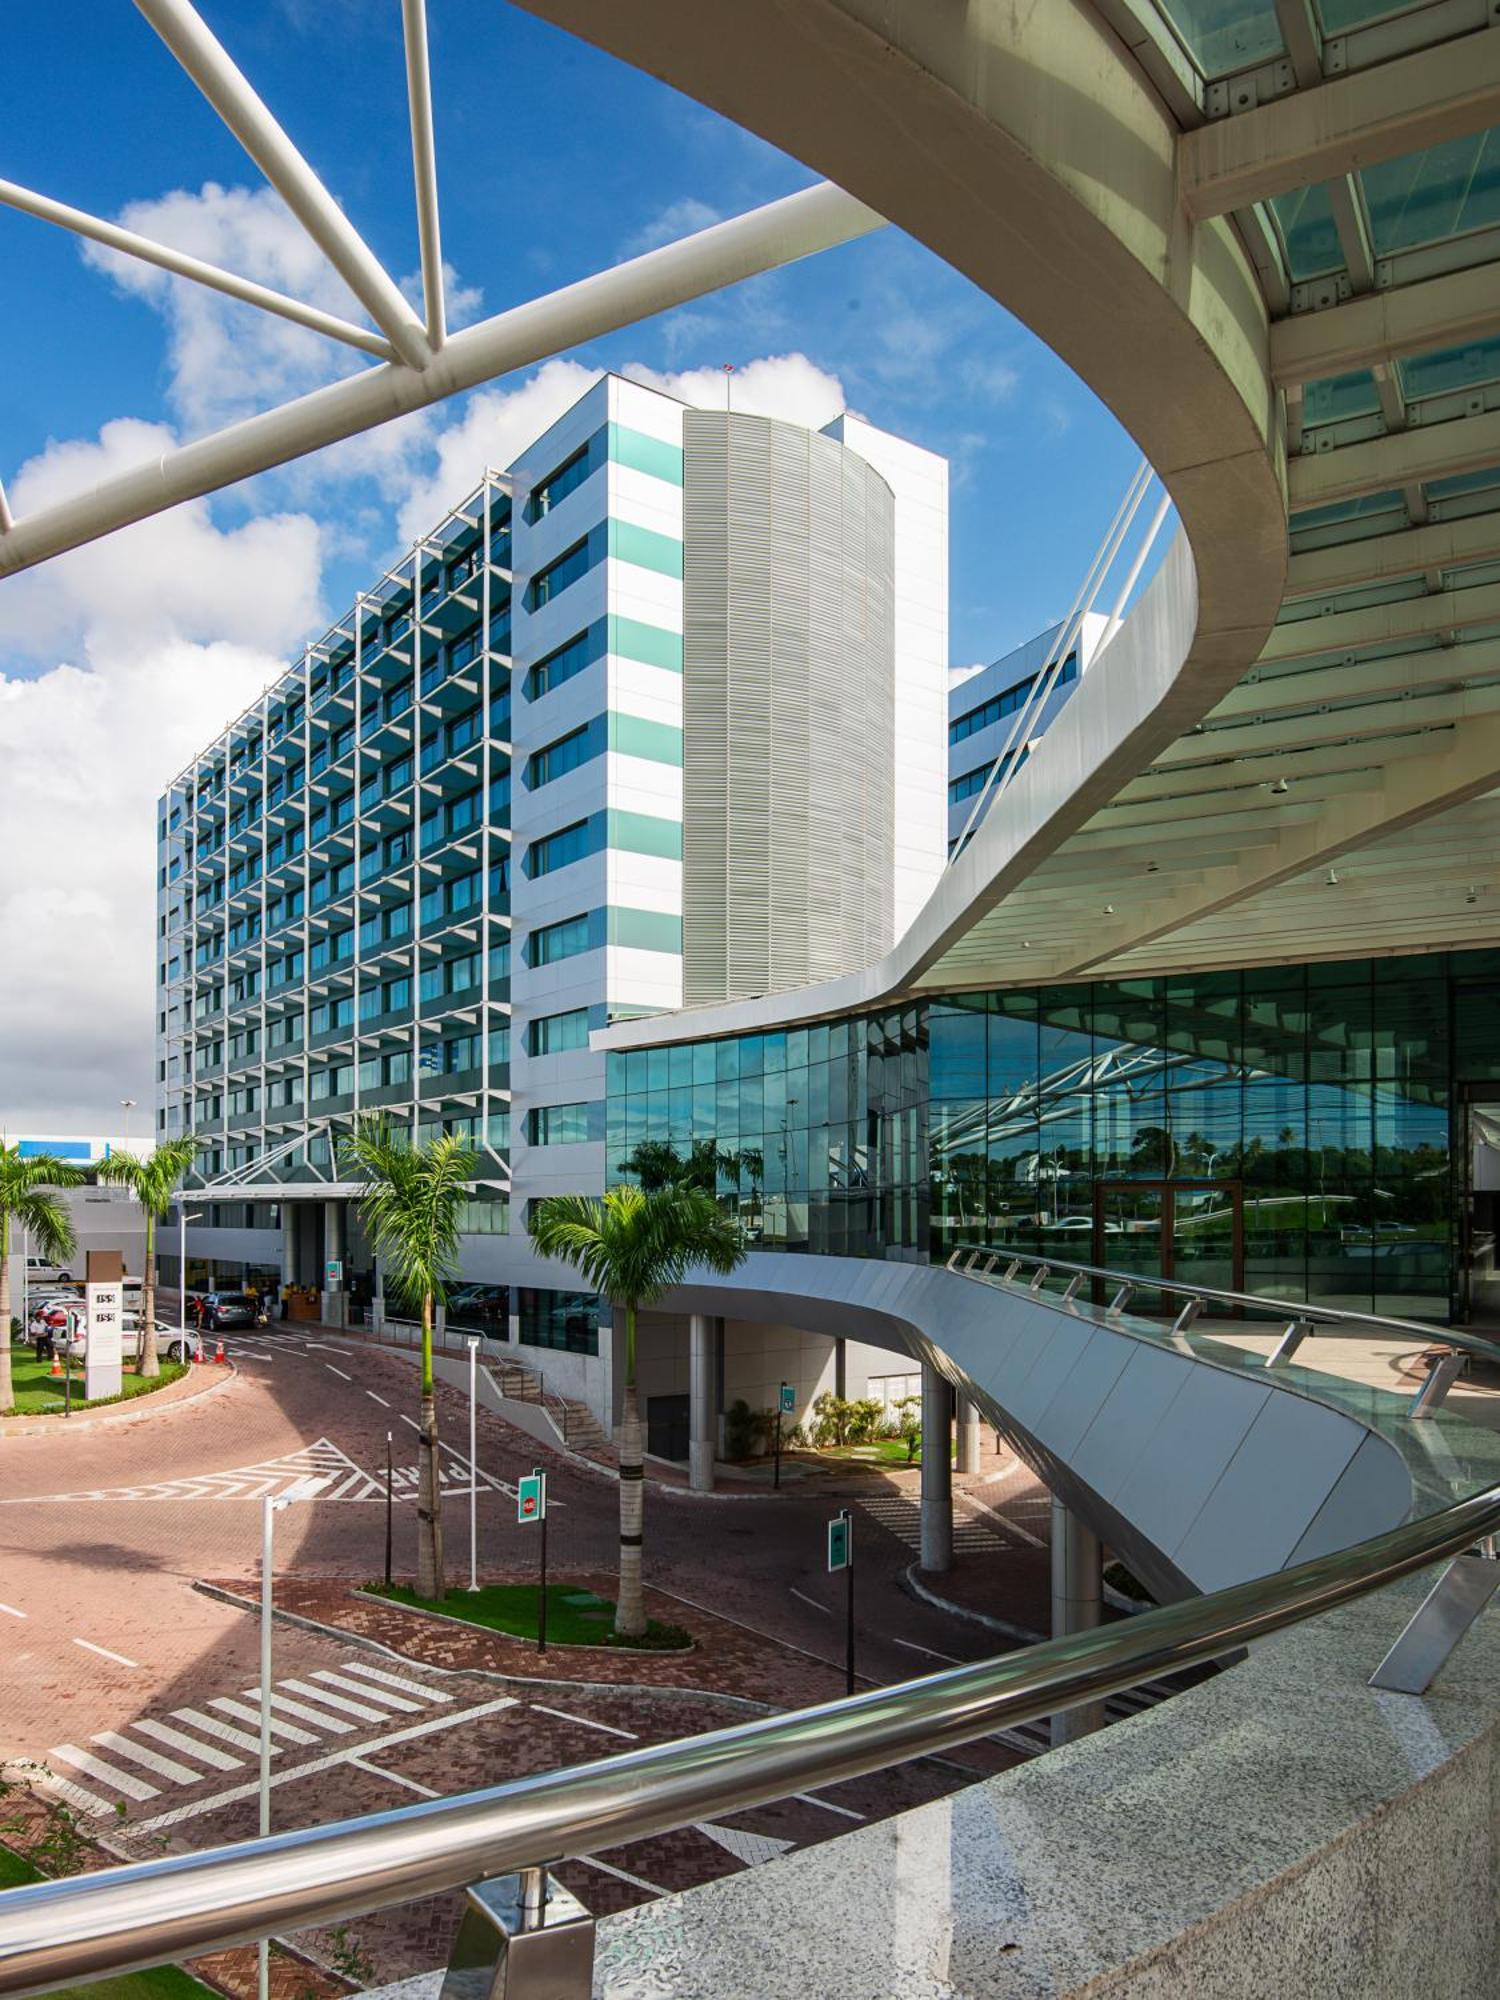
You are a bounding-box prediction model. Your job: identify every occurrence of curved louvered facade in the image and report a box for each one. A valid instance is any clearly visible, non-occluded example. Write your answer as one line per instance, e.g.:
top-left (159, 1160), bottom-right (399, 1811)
top-left (682, 410), bottom-right (898, 1005)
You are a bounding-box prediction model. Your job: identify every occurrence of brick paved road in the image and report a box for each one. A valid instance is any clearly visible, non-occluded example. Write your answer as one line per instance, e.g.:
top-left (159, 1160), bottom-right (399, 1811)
top-left (0, 1326), bottom-right (1055, 1982)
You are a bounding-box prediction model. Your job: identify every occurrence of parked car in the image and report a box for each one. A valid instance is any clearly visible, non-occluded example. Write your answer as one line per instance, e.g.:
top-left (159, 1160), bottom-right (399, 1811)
top-left (24, 1254), bottom-right (74, 1286)
top-left (188, 1291), bottom-right (265, 1332)
top-left (33, 1305), bottom-right (201, 1367)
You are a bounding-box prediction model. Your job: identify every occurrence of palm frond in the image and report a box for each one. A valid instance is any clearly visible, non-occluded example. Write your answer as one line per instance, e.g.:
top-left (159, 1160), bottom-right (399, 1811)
top-left (340, 1115), bottom-right (476, 1305)
top-left (528, 1183), bottom-right (746, 1309)
top-left (94, 1136), bottom-right (202, 1222)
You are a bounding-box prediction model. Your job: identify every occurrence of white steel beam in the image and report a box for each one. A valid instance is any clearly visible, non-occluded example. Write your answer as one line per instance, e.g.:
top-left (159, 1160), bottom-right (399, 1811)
top-left (0, 181), bottom-right (881, 577)
top-left (0, 176), bottom-right (394, 360)
top-left (0, 480), bottom-right (11, 534)
top-left (1257, 576), bottom-right (1500, 665)
top-left (135, 0), bottom-right (432, 370)
top-left (401, 0), bottom-right (446, 350)
top-left (1179, 28), bottom-right (1500, 218)
top-left (1272, 0), bottom-right (1324, 90)
top-left (1272, 263), bottom-right (1500, 386)
top-left (1156, 680), bottom-right (1500, 768)
top-left (1288, 406), bottom-right (1500, 509)
top-left (1325, 174), bottom-right (1375, 293)
top-left (1286, 509), bottom-right (1500, 594)
top-left (1214, 634), bottom-right (1500, 719)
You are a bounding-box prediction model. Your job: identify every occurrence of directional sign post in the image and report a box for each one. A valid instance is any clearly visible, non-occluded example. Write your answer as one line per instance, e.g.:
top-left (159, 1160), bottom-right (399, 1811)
top-left (828, 1509), bottom-right (855, 1694)
top-left (774, 1379), bottom-right (794, 1489)
top-left (518, 1468), bottom-right (548, 1654)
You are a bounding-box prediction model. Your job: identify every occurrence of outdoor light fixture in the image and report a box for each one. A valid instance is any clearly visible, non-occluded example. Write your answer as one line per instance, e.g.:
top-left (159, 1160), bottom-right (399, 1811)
top-left (1270, 777), bottom-right (1289, 795)
top-left (1326, 868), bottom-right (1339, 886)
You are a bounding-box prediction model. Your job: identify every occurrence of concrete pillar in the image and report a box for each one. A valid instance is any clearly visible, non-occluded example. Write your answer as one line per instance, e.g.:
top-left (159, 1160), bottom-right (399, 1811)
top-left (919, 1362), bottom-right (954, 1574)
top-left (320, 1200), bottom-right (347, 1328)
top-left (689, 1312), bottom-right (715, 1493)
top-left (956, 1396), bottom-right (982, 1476)
top-left (1050, 1495), bottom-right (1105, 1746)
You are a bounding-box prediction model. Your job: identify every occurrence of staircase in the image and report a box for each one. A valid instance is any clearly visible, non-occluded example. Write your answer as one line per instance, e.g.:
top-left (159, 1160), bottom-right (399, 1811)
top-left (490, 1355), bottom-right (613, 1460)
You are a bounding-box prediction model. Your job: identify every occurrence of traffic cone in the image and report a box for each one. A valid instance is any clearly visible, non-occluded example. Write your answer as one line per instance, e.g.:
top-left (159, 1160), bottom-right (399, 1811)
top-left (50, 1353), bottom-right (62, 1377)
top-left (214, 1337), bottom-right (226, 1365)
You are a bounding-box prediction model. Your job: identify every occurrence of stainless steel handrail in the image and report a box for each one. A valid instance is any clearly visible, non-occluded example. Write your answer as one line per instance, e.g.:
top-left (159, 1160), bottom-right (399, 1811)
top-left (2, 1481), bottom-right (1499, 1996)
top-left (949, 1244), bottom-right (1500, 1367)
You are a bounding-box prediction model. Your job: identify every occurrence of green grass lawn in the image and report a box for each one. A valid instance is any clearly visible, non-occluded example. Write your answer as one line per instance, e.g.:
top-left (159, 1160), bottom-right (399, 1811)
top-left (366, 1580), bottom-right (691, 1650)
top-left (0, 1846), bottom-right (219, 2000)
top-left (4, 1349), bottom-right (186, 1417)
top-left (813, 1438), bottom-right (926, 1467)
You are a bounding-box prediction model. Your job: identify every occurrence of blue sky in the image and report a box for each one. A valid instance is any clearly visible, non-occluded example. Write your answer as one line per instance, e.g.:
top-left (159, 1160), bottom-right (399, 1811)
top-left (1, 0), bottom-right (1144, 666)
top-left (0, 1), bottom-right (1149, 1131)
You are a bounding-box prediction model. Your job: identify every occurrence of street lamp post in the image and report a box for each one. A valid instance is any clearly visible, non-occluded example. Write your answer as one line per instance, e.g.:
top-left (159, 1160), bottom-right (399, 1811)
top-left (258, 1476), bottom-right (328, 2000)
top-left (177, 1204), bottom-right (205, 1340)
top-left (466, 1335), bottom-right (480, 1593)
top-left (119, 1099), bottom-right (136, 1147)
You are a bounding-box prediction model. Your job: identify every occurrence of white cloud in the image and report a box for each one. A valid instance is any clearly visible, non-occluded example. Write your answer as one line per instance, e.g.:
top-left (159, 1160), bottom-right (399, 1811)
top-left (618, 198), bottom-right (722, 260)
top-left (624, 352), bottom-right (847, 429)
top-left (0, 421), bottom-right (323, 1134)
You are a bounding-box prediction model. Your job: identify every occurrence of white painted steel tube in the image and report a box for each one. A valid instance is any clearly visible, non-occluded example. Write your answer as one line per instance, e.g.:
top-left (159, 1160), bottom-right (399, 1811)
top-left (134, 0), bottom-right (432, 368)
top-left (401, 0), bottom-right (446, 349)
top-left (0, 178), bottom-right (394, 359)
top-left (0, 181), bottom-right (881, 578)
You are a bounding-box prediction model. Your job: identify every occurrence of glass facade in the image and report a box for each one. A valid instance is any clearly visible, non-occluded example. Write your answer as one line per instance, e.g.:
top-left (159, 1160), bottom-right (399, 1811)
top-left (518, 1286), bottom-right (601, 1355)
top-left (608, 952), bottom-right (1500, 1323)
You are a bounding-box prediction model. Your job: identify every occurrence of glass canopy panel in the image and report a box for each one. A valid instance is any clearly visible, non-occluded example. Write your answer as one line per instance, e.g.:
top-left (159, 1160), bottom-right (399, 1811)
top-left (1427, 467), bottom-right (1500, 502)
top-left (1289, 489), bottom-right (1406, 534)
top-left (1315, 0), bottom-right (1428, 31)
top-left (1302, 367), bottom-right (1380, 428)
top-left (1360, 129), bottom-right (1500, 253)
top-left (1270, 184), bottom-right (1344, 280)
top-left (1152, 0), bottom-right (1284, 75)
top-left (1400, 334), bottom-right (1500, 403)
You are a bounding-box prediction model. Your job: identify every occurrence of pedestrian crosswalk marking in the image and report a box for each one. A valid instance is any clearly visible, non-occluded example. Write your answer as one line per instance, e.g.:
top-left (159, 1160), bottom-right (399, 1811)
top-left (132, 1718), bottom-right (242, 1771)
top-left (310, 1668), bottom-right (422, 1713)
top-left (858, 1493), bottom-right (1008, 1554)
top-left (47, 1744), bottom-right (159, 1802)
top-left (210, 1696), bottom-right (318, 1745)
top-left (697, 1822), bottom-right (794, 1867)
top-left (172, 1707), bottom-right (273, 1757)
top-left (90, 1730), bottom-right (203, 1787)
top-left (7, 1435), bottom-right (516, 1506)
top-left (249, 1689), bottom-right (356, 1734)
top-left (339, 1660), bottom-right (452, 1705)
top-left (277, 1678), bottom-right (387, 1723)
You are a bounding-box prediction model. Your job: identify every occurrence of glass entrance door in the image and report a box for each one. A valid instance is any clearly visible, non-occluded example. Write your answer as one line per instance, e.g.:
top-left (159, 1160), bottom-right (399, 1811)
top-left (1093, 1180), bottom-right (1243, 1312)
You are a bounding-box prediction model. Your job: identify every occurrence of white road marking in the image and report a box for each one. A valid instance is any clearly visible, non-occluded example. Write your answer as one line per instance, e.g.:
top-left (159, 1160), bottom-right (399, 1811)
top-left (697, 1821), bottom-right (793, 1867)
top-left (400, 1414), bottom-right (420, 1429)
top-left (173, 1708), bottom-right (277, 1757)
top-left (20, 1762), bottom-right (114, 1820)
top-left (210, 1697), bottom-right (317, 1745)
top-left (277, 1678), bottom-right (388, 1723)
top-left (310, 1669), bottom-right (422, 1713)
top-left (576, 1854), bottom-right (668, 1896)
top-left (366, 1391), bottom-right (390, 1408)
top-left (792, 1792), bottom-right (866, 1822)
top-left (73, 1639), bottom-right (141, 1669)
top-left (0, 1602), bottom-right (27, 1619)
top-left (348, 1756), bottom-right (439, 1798)
top-left (47, 1744), bottom-right (159, 1801)
top-left (789, 1588), bottom-right (830, 1615)
top-left (889, 1636), bottom-right (962, 1665)
top-left (90, 1731), bottom-right (202, 1786)
top-left (531, 1704), bottom-right (638, 1741)
top-left (244, 1689), bottom-right (356, 1734)
top-left (131, 1718), bottom-right (242, 1772)
top-left (339, 1661), bottom-right (453, 1705)
top-left (957, 1492), bottom-right (1046, 1550)
top-left (129, 1698), bottom-right (519, 1836)
top-left (325, 1365), bottom-right (352, 1382)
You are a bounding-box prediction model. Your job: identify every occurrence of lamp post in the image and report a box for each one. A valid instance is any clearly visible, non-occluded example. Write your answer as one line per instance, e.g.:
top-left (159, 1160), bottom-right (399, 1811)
top-left (119, 1099), bottom-right (136, 1147)
top-left (467, 1335), bottom-right (480, 1592)
top-left (177, 1203), bottom-right (205, 1340)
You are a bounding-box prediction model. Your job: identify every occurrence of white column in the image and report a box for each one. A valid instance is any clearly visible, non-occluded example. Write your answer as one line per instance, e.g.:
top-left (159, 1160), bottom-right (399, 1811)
top-left (320, 1199), bottom-right (346, 1327)
top-left (689, 1312), bottom-right (715, 1493)
top-left (1050, 1495), bottom-right (1105, 1746)
top-left (956, 1396), bottom-right (982, 1476)
top-left (919, 1362), bottom-right (953, 1574)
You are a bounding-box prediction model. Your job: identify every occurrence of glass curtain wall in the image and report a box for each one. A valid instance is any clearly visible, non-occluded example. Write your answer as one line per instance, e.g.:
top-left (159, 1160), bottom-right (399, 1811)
top-left (607, 952), bottom-right (1500, 1321)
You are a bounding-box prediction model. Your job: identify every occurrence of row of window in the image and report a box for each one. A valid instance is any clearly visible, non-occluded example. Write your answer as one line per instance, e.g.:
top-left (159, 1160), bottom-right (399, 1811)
top-left (949, 653), bottom-right (1078, 744)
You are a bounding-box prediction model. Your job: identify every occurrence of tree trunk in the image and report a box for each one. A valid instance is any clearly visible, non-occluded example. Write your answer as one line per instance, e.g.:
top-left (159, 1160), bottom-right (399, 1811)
top-left (615, 1303), bottom-right (646, 1638)
top-left (138, 1214), bottom-right (160, 1378)
top-left (417, 1291), bottom-right (445, 1600)
top-left (0, 1240), bottom-right (13, 1415)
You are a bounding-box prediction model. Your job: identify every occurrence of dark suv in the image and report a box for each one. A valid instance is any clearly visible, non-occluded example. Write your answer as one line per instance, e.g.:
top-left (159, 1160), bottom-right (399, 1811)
top-left (192, 1292), bottom-right (263, 1332)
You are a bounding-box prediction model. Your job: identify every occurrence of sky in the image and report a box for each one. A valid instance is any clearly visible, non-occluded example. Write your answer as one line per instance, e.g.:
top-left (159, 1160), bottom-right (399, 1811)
top-left (0, 0), bottom-right (1146, 1134)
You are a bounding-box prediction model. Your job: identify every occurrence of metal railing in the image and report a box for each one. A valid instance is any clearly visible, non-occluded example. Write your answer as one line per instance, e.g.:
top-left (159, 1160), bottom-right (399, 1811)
top-left (0, 1482), bottom-right (1497, 1996)
top-left (947, 1244), bottom-right (1500, 1413)
top-left (3, 1260), bottom-right (1499, 1998)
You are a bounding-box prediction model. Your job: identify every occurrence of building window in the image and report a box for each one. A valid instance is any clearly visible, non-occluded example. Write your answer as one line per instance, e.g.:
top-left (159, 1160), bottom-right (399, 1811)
top-left (518, 1286), bottom-right (599, 1356)
top-left (529, 1008), bottom-right (590, 1056)
top-left (949, 746), bottom-right (1028, 805)
top-left (530, 913), bottom-right (592, 966)
top-left (527, 818), bottom-right (596, 877)
top-left (525, 625), bottom-right (599, 701)
top-left (526, 438), bottom-right (597, 522)
top-left (526, 1101), bottom-right (593, 1146)
top-left (949, 654), bottom-right (1078, 745)
top-left (526, 723), bottom-right (598, 790)
top-left (526, 535), bottom-right (593, 612)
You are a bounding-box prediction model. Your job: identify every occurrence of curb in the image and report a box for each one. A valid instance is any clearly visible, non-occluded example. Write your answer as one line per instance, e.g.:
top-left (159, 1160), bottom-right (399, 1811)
top-left (900, 1563), bottom-right (1044, 1645)
top-left (350, 1586), bottom-right (698, 1658)
top-left (0, 1360), bottom-right (238, 1438)
top-left (191, 1579), bottom-right (771, 1715)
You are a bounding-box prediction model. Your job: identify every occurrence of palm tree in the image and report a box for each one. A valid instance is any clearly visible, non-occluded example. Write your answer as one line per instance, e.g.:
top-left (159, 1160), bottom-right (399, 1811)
top-left (529, 1185), bottom-right (745, 1636)
top-left (341, 1115), bottom-right (476, 1600)
top-left (95, 1136), bottom-right (201, 1377)
top-left (0, 1146), bottom-right (84, 1414)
